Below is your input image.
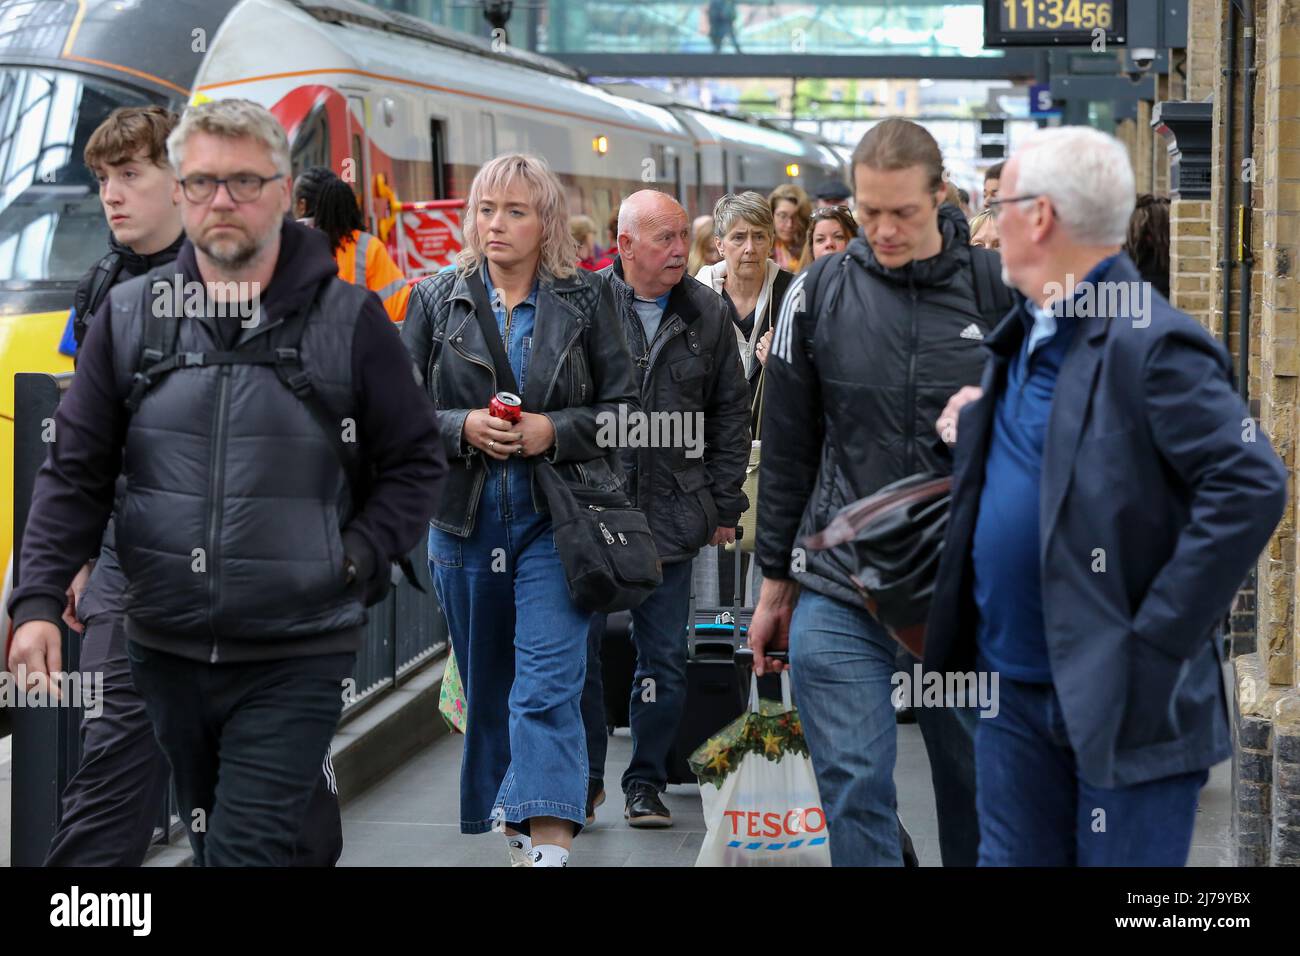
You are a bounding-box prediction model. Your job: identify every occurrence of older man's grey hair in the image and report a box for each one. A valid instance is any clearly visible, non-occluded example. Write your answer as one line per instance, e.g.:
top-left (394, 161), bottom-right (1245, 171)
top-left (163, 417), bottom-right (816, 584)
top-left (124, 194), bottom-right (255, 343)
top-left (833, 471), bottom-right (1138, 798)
top-left (618, 189), bottom-right (685, 240)
top-left (1012, 127), bottom-right (1135, 246)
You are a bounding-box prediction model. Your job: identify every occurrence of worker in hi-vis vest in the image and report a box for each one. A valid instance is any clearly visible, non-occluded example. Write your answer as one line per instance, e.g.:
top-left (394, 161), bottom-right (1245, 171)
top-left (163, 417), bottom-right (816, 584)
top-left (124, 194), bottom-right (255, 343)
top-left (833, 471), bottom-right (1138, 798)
top-left (294, 166), bottom-right (410, 324)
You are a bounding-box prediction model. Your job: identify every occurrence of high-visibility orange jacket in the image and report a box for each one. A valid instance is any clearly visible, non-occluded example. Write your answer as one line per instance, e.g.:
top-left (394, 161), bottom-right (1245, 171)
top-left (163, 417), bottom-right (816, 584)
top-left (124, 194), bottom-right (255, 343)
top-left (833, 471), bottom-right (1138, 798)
top-left (336, 229), bottom-right (410, 323)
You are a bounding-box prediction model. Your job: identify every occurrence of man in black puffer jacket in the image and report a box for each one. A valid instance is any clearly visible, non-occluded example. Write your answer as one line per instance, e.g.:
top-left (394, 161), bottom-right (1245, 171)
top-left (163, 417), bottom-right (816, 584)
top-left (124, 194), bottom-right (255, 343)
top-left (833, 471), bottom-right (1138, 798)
top-left (582, 190), bottom-right (751, 829)
top-left (749, 119), bottom-right (1013, 867)
top-left (8, 100), bottom-right (445, 867)
top-left (47, 106), bottom-right (369, 868)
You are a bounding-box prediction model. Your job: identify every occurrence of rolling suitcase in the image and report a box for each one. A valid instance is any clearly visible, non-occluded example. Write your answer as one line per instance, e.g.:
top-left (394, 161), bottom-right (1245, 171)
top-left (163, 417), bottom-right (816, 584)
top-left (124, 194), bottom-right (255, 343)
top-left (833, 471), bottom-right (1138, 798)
top-left (666, 533), bottom-right (750, 785)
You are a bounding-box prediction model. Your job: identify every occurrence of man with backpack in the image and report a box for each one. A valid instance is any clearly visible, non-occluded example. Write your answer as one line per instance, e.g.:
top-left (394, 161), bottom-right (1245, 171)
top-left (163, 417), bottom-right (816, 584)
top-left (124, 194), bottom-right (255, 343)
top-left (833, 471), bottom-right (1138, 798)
top-left (7, 98), bottom-right (445, 866)
top-left (748, 118), bottom-right (1013, 866)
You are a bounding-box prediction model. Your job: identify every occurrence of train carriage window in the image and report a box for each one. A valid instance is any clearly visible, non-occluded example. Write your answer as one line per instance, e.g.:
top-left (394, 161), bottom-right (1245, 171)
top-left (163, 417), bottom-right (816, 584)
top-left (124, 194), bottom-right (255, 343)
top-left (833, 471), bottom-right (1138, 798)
top-left (290, 103), bottom-right (330, 177)
top-left (351, 132), bottom-right (366, 217)
top-left (429, 119), bottom-right (447, 199)
top-left (650, 144), bottom-right (666, 182)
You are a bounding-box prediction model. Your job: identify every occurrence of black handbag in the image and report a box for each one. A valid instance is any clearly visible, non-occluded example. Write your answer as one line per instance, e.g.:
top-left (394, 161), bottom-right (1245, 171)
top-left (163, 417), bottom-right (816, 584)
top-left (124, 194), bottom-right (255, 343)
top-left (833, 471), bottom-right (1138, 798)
top-left (465, 271), bottom-right (661, 613)
top-left (802, 472), bottom-right (952, 657)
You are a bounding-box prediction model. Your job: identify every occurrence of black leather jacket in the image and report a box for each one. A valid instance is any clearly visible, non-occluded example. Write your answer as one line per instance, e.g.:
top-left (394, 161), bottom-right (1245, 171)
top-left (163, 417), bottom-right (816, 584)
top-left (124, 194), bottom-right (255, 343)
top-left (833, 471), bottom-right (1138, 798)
top-left (599, 259), bottom-right (751, 563)
top-left (402, 265), bottom-right (639, 536)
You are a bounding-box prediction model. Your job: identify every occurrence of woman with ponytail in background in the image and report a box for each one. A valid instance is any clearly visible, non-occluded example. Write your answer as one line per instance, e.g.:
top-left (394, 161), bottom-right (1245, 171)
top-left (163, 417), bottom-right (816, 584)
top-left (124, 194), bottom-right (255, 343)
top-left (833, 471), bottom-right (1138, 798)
top-left (294, 166), bottom-right (411, 323)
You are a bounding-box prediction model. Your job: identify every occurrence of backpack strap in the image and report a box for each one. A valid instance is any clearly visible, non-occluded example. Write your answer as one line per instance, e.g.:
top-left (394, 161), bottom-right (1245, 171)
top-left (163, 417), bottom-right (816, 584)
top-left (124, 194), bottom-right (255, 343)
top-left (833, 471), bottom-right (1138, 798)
top-left (74, 251), bottom-right (124, 348)
top-left (968, 245), bottom-right (1015, 326)
top-left (123, 287), bottom-right (423, 593)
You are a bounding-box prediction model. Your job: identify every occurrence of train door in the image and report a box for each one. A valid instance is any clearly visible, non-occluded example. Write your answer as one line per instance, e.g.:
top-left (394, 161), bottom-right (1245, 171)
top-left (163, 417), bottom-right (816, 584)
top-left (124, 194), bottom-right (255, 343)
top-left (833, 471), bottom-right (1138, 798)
top-left (344, 92), bottom-right (373, 232)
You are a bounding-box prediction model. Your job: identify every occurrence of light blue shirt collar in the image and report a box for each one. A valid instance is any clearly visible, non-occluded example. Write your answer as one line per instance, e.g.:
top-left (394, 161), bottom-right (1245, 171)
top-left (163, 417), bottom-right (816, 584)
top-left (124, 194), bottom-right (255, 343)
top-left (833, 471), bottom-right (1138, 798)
top-left (1024, 298), bottom-right (1058, 356)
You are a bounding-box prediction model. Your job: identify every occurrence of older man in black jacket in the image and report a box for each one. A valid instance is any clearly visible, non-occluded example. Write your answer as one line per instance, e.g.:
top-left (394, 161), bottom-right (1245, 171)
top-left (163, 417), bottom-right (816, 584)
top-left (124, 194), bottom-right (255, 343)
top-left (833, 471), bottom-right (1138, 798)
top-left (582, 189), bottom-right (751, 829)
top-left (928, 127), bottom-right (1286, 866)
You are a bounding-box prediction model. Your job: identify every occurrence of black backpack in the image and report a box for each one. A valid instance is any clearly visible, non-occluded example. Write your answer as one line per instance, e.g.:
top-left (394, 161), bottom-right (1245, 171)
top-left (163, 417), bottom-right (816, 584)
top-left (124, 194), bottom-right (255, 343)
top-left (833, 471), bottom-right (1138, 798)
top-left (122, 282), bottom-right (419, 606)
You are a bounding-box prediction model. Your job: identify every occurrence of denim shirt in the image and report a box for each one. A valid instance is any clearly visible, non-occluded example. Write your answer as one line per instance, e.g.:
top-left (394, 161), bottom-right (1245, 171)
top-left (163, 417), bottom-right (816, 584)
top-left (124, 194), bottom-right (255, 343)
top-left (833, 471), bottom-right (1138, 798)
top-left (481, 261), bottom-right (539, 395)
top-left (481, 263), bottom-right (540, 497)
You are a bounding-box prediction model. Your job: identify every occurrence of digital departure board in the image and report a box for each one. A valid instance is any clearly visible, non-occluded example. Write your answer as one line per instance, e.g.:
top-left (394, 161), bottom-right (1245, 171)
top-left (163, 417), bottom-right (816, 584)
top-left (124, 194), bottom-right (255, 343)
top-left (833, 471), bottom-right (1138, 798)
top-left (984, 0), bottom-right (1127, 47)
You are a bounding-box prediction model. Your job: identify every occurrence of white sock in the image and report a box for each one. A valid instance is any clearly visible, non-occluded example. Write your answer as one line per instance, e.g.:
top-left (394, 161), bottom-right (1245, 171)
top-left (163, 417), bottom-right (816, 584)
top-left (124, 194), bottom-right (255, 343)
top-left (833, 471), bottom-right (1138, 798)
top-left (506, 833), bottom-right (532, 865)
top-left (530, 843), bottom-right (570, 867)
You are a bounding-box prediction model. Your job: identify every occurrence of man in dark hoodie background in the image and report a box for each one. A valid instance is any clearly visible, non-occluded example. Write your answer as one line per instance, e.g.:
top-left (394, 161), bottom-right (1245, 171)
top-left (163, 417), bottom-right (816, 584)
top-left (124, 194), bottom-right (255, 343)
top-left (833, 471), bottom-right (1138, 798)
top-left (7, 99), bottom-right (445, 866)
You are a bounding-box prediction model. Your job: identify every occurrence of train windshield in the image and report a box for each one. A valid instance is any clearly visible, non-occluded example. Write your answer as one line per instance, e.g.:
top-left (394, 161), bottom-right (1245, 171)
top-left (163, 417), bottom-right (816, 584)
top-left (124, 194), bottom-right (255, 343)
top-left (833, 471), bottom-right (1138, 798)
top-left (0, 67), bottom-right (154, 285)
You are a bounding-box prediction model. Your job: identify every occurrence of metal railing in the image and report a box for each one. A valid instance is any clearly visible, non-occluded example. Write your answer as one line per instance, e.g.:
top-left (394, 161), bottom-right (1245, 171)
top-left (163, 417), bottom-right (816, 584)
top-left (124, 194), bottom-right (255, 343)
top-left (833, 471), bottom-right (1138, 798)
top-left (8, 372), bottom-right (446, 865)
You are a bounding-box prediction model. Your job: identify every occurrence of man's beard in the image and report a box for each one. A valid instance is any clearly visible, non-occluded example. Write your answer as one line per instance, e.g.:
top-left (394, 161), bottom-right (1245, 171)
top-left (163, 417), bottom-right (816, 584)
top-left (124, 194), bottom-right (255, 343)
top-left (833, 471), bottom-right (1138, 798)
top-left (197, 224), bottom-right (270, 270)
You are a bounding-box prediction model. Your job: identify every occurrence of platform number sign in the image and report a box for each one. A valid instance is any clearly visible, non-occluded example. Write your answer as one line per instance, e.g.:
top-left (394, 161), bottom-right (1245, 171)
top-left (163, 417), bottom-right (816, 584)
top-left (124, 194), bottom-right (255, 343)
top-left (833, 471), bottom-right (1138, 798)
top-left (1029, 83), bottom-right (1061, 117)
top-left (984, 0), bottom-right (1126, 47)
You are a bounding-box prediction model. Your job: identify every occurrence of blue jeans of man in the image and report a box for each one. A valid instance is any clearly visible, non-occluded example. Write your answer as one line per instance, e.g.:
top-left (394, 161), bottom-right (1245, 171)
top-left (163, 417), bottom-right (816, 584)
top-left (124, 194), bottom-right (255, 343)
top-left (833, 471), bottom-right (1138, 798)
top-left (429, 457), bottom-right (593, 834)
top-left (580, 558), bottom-right (693, 793)
top-left (976, 676), bottom-right (1208, 866)
top-left (788, 589), bottom-right (979, 866)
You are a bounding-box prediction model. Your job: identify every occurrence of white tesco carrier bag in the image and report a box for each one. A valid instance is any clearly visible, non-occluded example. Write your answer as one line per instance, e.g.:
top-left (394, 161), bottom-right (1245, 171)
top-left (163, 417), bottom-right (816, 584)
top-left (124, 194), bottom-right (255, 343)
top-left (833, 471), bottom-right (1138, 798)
top-left (691, 671), bottom-right (831, 867)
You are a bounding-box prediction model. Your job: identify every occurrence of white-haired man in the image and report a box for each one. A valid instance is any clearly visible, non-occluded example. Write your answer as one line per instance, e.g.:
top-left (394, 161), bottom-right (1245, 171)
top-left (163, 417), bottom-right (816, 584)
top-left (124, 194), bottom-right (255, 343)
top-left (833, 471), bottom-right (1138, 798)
top-left (927, 127), bottom-right (1286, 865)
top-left (7, 99), bottom-right (445, 866)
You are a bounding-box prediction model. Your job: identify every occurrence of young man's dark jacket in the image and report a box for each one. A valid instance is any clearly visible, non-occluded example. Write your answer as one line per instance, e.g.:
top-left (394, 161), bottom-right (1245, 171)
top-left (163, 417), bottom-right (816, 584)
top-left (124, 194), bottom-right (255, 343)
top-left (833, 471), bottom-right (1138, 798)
top-left (401, 264), bottom-right (638, 537)
top-left (72, 232), bottom-right (186, 349)
top-left (70, 231), bottom-right (186, 625)
top-left (925, 253), bottom-right (1287, 788)
top-left (599, 257), bottom-right (751, 564)
top-left (9, 219), bottom-right (446, 662)
top-left (757, 204), bottom-right (1003, 601)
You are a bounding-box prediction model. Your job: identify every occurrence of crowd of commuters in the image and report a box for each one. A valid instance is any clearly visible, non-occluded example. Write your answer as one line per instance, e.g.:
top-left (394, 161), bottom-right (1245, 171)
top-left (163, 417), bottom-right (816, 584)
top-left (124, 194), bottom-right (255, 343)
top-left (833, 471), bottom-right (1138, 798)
top-left (6, 97), bottom-right (1282, 869)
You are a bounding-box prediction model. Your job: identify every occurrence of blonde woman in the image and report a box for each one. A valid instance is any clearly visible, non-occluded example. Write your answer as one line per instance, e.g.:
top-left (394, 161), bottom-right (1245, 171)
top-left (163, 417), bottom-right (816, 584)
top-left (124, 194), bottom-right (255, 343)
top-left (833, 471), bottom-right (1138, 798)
top-left (768, 183), bottom-right (811, 271)
top-left (402, 155), bottom-right (637, 867)
top-left (968, 209), bottom-right (999, 249)
top-left (687, 215), bottom-right (721, 275)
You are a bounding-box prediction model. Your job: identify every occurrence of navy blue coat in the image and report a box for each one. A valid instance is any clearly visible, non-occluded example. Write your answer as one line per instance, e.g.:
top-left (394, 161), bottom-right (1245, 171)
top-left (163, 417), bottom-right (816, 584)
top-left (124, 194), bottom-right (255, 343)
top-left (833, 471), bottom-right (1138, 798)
top-left (925, 253), bottom-right (1287, 788)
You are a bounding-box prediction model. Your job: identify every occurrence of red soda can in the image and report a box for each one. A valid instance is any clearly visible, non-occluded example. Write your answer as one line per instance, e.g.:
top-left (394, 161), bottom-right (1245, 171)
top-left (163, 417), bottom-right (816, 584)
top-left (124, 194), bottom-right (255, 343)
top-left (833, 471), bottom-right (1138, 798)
top-left (489, 391), bottom-right (523, 423)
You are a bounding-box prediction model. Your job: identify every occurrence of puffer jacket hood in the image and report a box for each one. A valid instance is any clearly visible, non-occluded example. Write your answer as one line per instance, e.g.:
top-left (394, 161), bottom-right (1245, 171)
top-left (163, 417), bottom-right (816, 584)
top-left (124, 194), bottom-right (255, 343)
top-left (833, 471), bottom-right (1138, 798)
top-left (841, 202), bottom-right (973, 290)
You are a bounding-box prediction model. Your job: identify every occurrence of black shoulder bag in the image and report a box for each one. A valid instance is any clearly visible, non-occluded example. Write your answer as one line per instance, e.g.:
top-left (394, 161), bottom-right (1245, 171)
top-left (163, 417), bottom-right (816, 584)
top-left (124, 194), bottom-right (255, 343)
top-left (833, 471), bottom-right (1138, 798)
top-left (466, 271), bottom-right (661, 613)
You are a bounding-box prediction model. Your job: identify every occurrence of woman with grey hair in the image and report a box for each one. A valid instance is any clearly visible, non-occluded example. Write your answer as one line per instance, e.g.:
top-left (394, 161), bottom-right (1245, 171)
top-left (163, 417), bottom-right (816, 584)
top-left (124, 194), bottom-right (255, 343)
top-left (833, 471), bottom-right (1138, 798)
top-left (694, 191), bottom-right (793, 416)
top-left (694, 192), bottom-right (791, 608)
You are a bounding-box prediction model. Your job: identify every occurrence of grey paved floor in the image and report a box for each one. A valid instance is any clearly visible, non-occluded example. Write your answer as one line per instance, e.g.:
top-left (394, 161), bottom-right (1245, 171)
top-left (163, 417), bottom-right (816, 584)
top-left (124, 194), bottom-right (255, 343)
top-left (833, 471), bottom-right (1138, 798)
top-left (340, 721), bottom-right (1233, 867)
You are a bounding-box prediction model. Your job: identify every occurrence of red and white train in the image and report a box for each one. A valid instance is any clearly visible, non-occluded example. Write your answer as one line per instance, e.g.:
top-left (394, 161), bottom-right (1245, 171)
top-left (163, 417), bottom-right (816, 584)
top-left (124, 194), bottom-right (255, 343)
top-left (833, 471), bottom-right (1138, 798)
top-left (0, 0), bottom-right (846, 621)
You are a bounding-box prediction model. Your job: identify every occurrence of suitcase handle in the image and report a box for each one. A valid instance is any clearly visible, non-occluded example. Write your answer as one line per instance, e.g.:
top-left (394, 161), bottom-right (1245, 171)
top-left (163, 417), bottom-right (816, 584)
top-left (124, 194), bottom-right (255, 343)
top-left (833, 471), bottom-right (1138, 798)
top-left (687, 530), bottom-right (747, 659)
